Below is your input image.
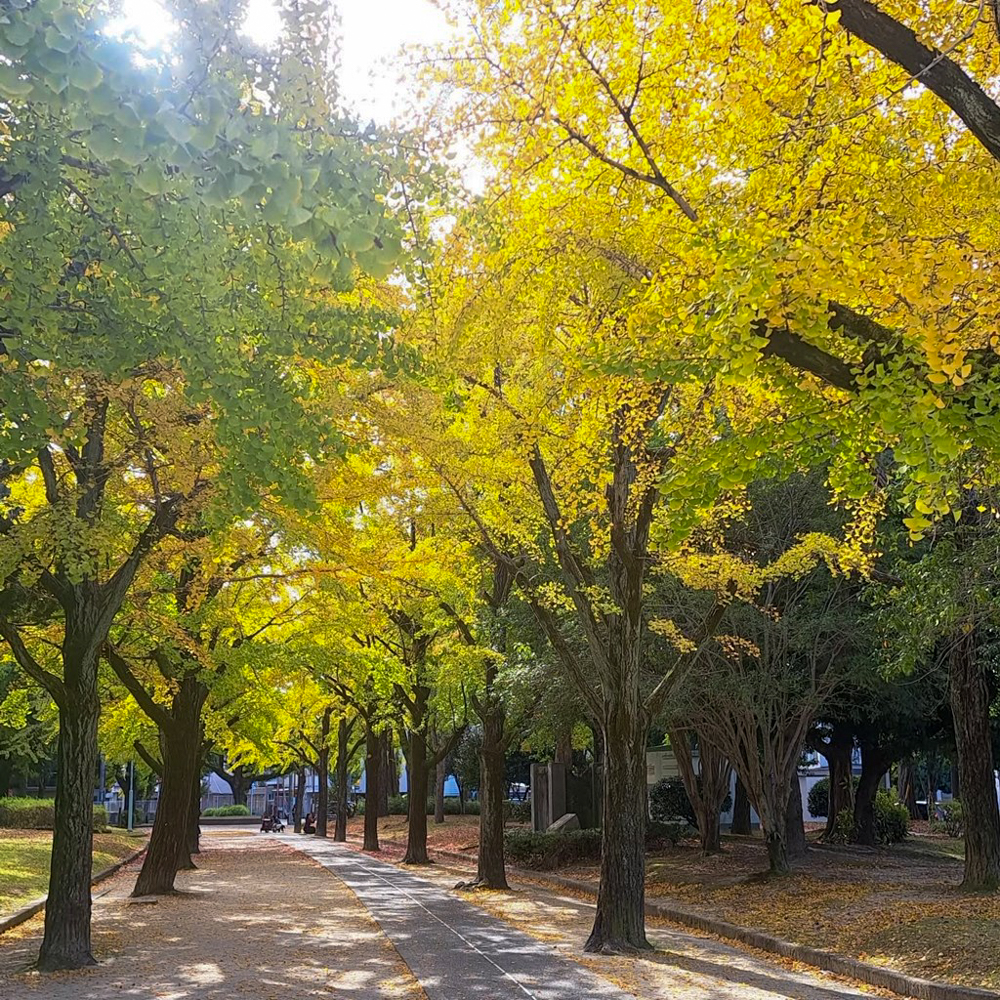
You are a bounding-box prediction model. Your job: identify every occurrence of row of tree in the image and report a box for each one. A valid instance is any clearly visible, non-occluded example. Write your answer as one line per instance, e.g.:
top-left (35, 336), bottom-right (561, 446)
top-left (4, 0), bottom-right (1000, 971)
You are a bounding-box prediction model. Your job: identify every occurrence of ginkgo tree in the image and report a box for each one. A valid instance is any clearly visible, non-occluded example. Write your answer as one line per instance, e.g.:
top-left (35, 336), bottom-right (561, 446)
top-left (427, 0), bottom-right (1000, 896)
top-left (0, 0), bottom-right (415, 968)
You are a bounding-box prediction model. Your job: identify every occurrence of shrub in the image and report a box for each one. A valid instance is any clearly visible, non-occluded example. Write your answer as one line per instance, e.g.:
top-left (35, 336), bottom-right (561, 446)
top-left (648, 776), bottom-right (730, 825)
top-left (649, 777), bottom-right (693, 824)
top-left (504, 829), bottom-right (603, 869)
top-left (807, 776), bottom-right (859, 818)
top-left (504, 822), bottom-right (688, 869)
top-left (387, 795), bottom-right (407, 815)
top-left (873, 790), bottom-right (909, 844)
top-left (422, 796), bottom-right (481, 816)
top-left (827, 807), bottom-right (854, 844)
top-left (504, 800), bottom-right (531, 824)
top-left (940, 800), bottom-right (963, 838)
top-left (201, 804), bottom-right (251, 817)
top-left (646, 819), bottom-right (690, 847)
top-left (0, 797), bottom-right (107, 830)
top-left (808, 778), bottom-right (830, 818)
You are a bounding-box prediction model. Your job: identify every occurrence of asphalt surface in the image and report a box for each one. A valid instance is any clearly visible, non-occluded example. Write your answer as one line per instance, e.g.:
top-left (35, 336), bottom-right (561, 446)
top-left (293, 839), bottom-right (636, 1000)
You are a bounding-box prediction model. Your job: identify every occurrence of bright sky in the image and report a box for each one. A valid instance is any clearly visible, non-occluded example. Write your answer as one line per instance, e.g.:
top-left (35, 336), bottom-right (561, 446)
top-left (112, 0), bottom-right (453, 125)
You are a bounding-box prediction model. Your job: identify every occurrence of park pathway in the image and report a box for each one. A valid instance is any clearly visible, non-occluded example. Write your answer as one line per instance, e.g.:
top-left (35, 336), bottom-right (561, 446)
top-left (293, 837), bottom-right (635, 1000)
top-left (291, 837), bottom-right (878, 1000)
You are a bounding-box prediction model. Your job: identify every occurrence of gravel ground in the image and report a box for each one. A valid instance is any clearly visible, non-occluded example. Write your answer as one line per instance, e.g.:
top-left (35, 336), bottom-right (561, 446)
top-left (0, 830), bottom-right (426, 1000)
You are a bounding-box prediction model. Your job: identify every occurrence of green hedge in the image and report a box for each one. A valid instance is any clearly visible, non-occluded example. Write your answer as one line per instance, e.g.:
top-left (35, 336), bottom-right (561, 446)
top-left (383, 795), bottom-right (481, 816)
top-left (202, 804), bottom-right (251, 817)
top-left (0, 797), bottom-right (108, 830)
top-left (504, 821), bottom-right (688, 870)
top-left (504, 829), bottom-right (603, 869)
top-left (504, 800), bottom-right (531, 824)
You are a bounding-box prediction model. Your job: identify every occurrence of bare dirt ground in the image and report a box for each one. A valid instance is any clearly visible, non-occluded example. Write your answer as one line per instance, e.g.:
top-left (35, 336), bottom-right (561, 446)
top-left (0, 830), bottom-right (425, 1000)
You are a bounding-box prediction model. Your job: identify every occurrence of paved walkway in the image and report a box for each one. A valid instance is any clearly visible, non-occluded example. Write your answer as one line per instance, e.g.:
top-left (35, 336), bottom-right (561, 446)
top-left (0, 829), bottom-right (886, 1000)
top-left (322, 839), bottom-right (877, 1000)
top-left (0, 831), bottom-right (423, 999)
top-left (292, 837), bottom-right (635, 1000)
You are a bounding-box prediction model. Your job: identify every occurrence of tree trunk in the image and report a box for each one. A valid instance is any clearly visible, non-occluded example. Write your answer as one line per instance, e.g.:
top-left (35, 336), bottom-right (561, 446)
top-left (731, 776), bottom-right (752, 835)
top-left (293, 767), bottom-right (306, 834)
top-left (435, 757), bottom-right (446, 824)
top-left (584, 709), bottom-right (649, 953)
top-left (378, 732), bottom-right (391, 817)
top-left (758, 781), bottom-right (791, 876)
top-left (950, 630), bottom-right (1000, 889)
top-left (363, 722), bottom-right (380, 851)
top-left (133, 705), bottom-right (202, 896)
top-left (37, 661), bottom-right (99, 971)
top-left (786, 779), bottom-right (807, 860)
top-left (824, 724), bottom-right (855, 836)
top-left (853, 742), bottom-right (890, 846)
top-left (898, 760), bottom-right (920, 820)
top-left (185, 769), bottom-right (201, 862)
top-left (472, 716), bottom-right (509, 889)
top-left (335, 717), bottom-right (354, 843)
top-left (229, 766), bottom-right (251, 808)
top-left (315, 708), bottom-right (331, 839)
top-left (555, 725), bottom-right (573, 765)
top-left (403, 730), bottom-right (430, 864)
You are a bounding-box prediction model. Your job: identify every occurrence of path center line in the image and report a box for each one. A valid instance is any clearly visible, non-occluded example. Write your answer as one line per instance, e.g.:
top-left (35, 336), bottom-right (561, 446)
top-left (343, 854), bottom-right (540, 1000)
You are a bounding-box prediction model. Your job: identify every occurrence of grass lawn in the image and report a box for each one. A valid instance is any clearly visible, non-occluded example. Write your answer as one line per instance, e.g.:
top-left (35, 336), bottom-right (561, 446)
top-left (0, 829), bottom-right (147, 917)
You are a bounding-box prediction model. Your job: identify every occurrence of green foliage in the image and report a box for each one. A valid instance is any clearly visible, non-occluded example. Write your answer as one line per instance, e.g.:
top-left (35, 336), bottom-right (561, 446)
top-left (201, 804), bottom-right (250, 817)
top-left (939, 800), bottom-right (964, 839)
top-left (873, 791), bottom-right (909, 845)
top-left (504, 800), bottom-right (532, 824)
top-left (827, 807), bottom-right (854, 844)
top-left (503, 829), bottom-right (603, 869)
top-left (646, 819), bottom-right (690, 847)
top-left (0, 797), bottom-right (106, 830)
top-left (649, 777), bottom-right (693, 824)
top-left (649, 776), bottom-right (728, 827)
top-left (808, 778), bottom-right (831, 818)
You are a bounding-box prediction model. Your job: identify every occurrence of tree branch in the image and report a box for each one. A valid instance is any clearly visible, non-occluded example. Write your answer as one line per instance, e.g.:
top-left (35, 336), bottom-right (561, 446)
top-left (104, 643), bottom-right (173, 731)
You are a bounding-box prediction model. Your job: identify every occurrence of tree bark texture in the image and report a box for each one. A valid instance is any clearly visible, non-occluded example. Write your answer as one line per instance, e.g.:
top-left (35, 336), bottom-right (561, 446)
top-left (824, 726), bottom-right (855, 836)
top-left (474, 715), bottom-right (510, 889)
top-left (314, 707), bottom-right (331, 839)
top-left (949, 630), bottom-right (1000, 889)
top-left (293, 767), bottom-right (306, 834)
top-left (435, 757), bottom-right (446, 824)
top-left (378, 732), bottom-right (391, 817)
top-left (132, 679), bottom-right (205, 896)
top-left (363, 722), bottom-right (380, 851)
top-left (785, 779), bottom-right (807, 860)
top-left (37, 655), bottom-right (99, 971)
top-left (404, 730), bottom-right (430, 864)
top-left (334, 716), bottom-right (355, 843)
top-left (585, 709), bottom-right (650, 953)
top-left (853, 741), bottom-right (891, 846)
top-left (731, 776), bottom-right (751, 835)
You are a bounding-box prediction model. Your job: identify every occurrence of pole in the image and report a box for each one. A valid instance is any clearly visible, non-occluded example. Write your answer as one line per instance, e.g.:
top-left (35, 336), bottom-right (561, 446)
top-left (127, 760), bottom-right (135, 833)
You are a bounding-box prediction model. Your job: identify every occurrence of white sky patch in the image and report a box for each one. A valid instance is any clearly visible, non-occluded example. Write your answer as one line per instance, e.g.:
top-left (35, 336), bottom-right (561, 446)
top-left (111, 0), bottom-right (452, 126)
